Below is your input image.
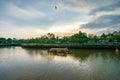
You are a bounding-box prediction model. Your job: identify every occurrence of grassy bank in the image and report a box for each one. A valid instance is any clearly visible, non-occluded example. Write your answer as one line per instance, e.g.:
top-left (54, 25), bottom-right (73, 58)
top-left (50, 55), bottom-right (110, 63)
top-left (0, 43), bottom-right (119, 49)
top-left (0, 44), bottom-right (21, 47)
top-left (21, 43), bottom-right (120, 49)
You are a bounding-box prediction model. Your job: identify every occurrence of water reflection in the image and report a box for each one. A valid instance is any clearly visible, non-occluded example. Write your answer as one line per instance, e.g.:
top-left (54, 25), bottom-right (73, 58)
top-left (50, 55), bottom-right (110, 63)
top-left (0, 47), bottom-right (120, 80)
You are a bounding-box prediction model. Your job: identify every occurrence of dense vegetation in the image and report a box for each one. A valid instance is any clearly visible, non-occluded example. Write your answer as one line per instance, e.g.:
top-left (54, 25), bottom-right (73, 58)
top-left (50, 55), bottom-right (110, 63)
top-left (0, 38), bottom-right (23, 46)
top-left (0, 31), bottom-right (120, 45)
top-left (24, 31), bottom-right (120, 44)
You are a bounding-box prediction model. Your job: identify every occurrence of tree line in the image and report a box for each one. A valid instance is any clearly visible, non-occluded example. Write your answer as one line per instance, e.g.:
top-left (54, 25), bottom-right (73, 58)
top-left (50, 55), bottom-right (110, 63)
top-left (0, 38), bottom-right (23, 45)
top-left (0, 31), bottom-right (120, 45)
top-left (24, 31), bottom-right (120, 44)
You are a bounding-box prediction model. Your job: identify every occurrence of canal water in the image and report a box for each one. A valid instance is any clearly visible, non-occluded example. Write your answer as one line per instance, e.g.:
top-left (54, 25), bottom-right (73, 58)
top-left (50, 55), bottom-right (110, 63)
top-left (0, 47), bottom-right (120, 80)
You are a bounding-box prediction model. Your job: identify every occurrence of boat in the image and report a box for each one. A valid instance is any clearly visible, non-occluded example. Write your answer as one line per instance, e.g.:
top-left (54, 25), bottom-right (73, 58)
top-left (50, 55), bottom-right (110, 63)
top-left (48, 48), bottom-right (72, 54)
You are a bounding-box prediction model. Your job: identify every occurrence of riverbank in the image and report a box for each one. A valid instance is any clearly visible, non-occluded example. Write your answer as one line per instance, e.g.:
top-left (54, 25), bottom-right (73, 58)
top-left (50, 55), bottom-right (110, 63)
top-left (0, 43), bottom-right (120, 49)
top-left (0, 44), bottom-right (21, 47)
top-left (21, 43), bottom-right (120, 49)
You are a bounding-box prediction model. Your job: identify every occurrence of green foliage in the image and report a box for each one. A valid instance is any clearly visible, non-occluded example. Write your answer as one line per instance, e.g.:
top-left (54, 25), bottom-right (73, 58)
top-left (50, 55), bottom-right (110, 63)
top-left (23, 31), bottom-right (120, 44)
top-left (0, 38), bottom-right (6, 44)
top-left (0, 38), bottom-right (24, 45)
top-left (0, 30), bottom-right (120, 45)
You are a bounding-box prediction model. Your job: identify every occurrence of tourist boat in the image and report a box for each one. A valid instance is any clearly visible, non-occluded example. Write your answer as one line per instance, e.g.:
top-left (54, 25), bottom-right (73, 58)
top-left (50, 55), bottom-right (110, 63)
top-left (48, 48), bottom-right (72, 54)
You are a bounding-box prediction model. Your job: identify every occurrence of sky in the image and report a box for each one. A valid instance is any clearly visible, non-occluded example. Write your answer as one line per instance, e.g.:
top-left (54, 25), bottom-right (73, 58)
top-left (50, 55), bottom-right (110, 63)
top-left (0, 0), bottom-right (120, 39)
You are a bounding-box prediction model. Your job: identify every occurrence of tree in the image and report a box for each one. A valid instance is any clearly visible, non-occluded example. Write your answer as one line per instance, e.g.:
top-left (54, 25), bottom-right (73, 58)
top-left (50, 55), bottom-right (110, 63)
top-left (0, 38), bottom-right (6, 44)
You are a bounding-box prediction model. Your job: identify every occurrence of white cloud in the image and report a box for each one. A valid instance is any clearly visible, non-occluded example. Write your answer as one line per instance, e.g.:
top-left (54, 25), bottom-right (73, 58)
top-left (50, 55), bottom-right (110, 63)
top-left (0, 20), bottom-right (47, 39)
top-left (91, 8), bottom-right (120, 18)
top-left (80, 27), bottom-right (109, 35)
top-left (1, 0), bottom-right (119, 38)
top-left (48, 22), bottom-right (85, 33)
top-left (0, 20), bottom-right (86, 38)
top-left (7, 3), bottom-right (46, 19)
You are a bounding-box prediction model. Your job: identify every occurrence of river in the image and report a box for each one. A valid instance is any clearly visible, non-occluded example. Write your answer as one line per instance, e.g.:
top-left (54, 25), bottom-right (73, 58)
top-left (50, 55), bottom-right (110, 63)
top-left (0, 47), bottom-right (120, 80)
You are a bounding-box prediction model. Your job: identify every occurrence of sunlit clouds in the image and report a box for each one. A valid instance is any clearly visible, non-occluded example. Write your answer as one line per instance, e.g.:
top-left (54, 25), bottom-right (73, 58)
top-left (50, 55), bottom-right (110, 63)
top-left (7, 3), bottom-right (46, 19)
top-left (0, 0), bottom-right (120, 38)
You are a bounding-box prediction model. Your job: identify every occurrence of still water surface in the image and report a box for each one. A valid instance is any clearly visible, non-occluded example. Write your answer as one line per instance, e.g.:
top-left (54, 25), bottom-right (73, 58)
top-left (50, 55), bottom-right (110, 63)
top-left (0, 47), bottom-right (120, 80)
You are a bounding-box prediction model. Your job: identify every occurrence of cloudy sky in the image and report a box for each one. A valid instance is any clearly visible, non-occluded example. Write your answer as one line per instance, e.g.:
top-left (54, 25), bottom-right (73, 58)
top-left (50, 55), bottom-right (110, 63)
top-left (0, 0), bottom-right (120, 38)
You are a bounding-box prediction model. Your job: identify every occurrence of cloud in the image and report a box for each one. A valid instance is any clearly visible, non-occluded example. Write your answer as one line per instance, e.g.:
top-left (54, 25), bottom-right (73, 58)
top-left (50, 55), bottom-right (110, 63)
top-left (1, 0), bottom-right (120, 38)
top-left (80, 15), bottom-right (120, 29)
top-left (0, 20), bottom-right (84, 38)
top-left (60, 0), bottom-right (114, 13)
top-left (89, 0), bottom-right (120, 15)
top-left (79, 0), bottom-right (120, 34)
top-left (0, 20), bottom-right (47, 38)
top-left (7, 3), bottom-right (46, 19)
top-left (48, 22), bottom-right (81, 33)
